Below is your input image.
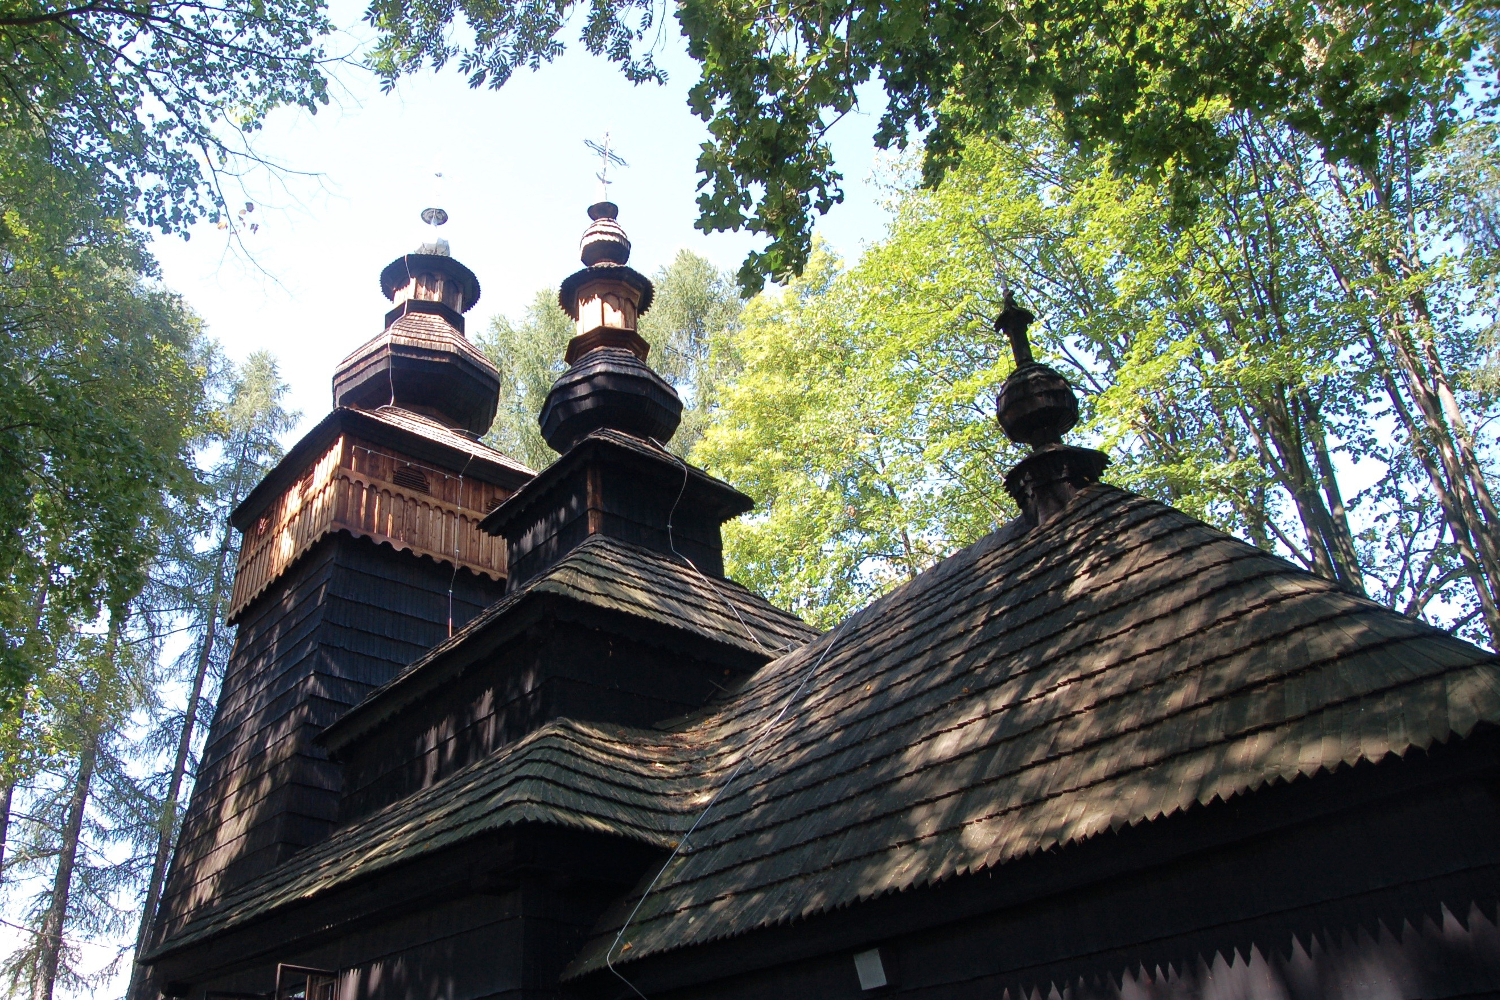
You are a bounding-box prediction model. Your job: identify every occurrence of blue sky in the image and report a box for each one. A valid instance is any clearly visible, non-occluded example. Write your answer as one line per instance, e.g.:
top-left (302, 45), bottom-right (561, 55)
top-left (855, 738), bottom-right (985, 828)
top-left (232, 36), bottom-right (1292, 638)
top-left (150, 0), bottom-right (895, 433)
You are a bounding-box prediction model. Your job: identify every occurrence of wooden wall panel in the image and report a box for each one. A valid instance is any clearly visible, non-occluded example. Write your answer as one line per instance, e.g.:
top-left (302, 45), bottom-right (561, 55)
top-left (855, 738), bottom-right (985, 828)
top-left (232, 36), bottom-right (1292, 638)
top-left (153, 534), bottom-right (505, 949)
top-left (228, 435), bottom-right (510, 622)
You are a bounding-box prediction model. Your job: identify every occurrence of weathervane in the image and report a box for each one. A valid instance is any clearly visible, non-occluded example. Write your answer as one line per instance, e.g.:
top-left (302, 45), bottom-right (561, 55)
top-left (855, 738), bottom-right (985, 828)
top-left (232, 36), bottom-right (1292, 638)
top-left (584, 132), bottom-right (628, 202)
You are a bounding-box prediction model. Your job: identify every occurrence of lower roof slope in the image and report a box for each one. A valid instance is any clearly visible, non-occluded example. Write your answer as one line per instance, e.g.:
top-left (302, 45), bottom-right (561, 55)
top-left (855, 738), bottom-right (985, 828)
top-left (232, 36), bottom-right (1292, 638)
top-left (566, 483), bottom-right (1500, 975)
top-left (146, 718), bottom-right (704, 956)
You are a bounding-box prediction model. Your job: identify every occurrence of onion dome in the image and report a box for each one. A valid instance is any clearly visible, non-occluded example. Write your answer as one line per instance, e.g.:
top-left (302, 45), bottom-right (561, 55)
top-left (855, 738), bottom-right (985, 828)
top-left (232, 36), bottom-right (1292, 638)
top-left (994, 293), bottom-right (1108, 525)
top-left (539, 348), bottom-right (683, 453)
top-left (333, 222), bottom-right (500, 436)
top-left (539, 203), bottom-right (681, 454)
top-left (580, 201), bottom-right (631, 265)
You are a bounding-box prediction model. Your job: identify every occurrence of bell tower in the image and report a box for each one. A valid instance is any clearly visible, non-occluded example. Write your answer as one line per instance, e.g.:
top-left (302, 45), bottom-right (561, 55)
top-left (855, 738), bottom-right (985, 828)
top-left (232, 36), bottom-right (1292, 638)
top-left (149, 217), bottom-right (533, 948)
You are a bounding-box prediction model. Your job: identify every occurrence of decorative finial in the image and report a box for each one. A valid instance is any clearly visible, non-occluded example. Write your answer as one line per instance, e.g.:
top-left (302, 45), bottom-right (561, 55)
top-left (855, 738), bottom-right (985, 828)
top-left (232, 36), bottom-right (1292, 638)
top-left (993, 293), bottom-right (1108, 526)
top-left (584, 132), bottom-right (628, 204)
top-left (376, 198), bottom-right (480, 325)
top-left (995, 290), bottom-right (1035, 367)
top-left (418, 173), bottom-right (450, 255)
top-left (579, 200), bottom-right (632, 267)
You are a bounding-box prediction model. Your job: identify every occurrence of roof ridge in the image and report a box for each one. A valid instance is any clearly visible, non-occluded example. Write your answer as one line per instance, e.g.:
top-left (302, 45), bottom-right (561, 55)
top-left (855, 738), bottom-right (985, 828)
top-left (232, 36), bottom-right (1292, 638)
top-left (559, 534), bottom-right (813, 624)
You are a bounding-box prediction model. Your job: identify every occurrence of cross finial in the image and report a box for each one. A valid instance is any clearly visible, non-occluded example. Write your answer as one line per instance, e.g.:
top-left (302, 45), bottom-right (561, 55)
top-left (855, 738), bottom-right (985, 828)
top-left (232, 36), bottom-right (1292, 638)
top-left (584, 132), bottom-right (628, 202)
top-left (995, 290), bottom-right (1036, 368)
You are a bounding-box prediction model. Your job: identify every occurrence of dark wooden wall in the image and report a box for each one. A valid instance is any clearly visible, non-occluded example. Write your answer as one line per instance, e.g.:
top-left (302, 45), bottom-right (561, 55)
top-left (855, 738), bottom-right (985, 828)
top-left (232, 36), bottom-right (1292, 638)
top-left (152, 533), bottom-right (504, 946)
top-left (581, 738), bottom-right (1500, 1000)
top-left (503, 454), bottom-right (727, 589)
top-left (336, 614), bottom-right (749, 821)
top-left (154, 829), bottom-right (659, 1000)
top-left (152, 737), bottom-right (1500, 1000)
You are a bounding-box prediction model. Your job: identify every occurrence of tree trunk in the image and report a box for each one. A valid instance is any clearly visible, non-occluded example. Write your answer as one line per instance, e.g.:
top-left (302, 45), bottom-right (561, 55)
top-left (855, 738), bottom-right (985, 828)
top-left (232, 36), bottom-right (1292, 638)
top-left (1368, 327), bottom-right (1500, 640)
top-left (0, 780), bottom-right (14, 885)
top-left (1355, 165), bottom-right (1500, 641)
top-left (1286, 154), bottom-right (1500, 640)
top-left (1, 579), bottom-right (51, 884)
top-left (126, 531), bottom-right (233, 1000)
top-left (1235, 392), bottom-right (1365, 591)
top-left (1299, 392), bottom-right (1366, 594)
top-left (32, 728), bottom-right (98, 1000)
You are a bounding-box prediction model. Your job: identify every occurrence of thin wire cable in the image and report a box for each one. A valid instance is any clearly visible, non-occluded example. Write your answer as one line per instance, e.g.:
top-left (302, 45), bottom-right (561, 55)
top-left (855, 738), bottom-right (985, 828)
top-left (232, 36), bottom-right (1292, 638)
top-left (388, 254), bottom-right (414, 408)
top-left (605, 614), bottom-right (851, 999)
top-left (647, 437), bottom-right (775, 653)
top-left (606, 438), bottom-right (846, 997)
top-left (446, 448), bottom-right (476, 636)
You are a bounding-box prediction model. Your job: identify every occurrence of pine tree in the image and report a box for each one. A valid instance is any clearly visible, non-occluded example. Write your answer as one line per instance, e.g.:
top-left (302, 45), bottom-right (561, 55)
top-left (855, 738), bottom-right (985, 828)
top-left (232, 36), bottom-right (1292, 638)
top-left (3, 602), bottom-right (146, 1000)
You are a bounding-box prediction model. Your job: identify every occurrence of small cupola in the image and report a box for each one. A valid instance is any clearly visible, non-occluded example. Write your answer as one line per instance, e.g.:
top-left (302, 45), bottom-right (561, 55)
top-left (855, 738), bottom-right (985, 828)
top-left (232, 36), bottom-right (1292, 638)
top-left (332, 208), bottom-right (501, 436)
top-left (539, 202), bottom-right (682, 453)
top-left (483, 200), bottom-right (749, 588)
top-left (994, 293), bottom-right (1109, 525)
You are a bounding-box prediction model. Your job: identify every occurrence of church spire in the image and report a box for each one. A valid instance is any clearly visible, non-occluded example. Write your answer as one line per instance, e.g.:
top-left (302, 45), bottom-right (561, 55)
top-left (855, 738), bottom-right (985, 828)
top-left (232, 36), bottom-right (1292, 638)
top-left (482, 197), bottom-right (750, 588)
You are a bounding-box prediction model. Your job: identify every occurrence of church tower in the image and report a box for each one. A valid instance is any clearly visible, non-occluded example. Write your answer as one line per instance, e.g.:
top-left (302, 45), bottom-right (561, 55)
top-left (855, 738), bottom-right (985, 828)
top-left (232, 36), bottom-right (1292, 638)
top-left (149, 225), bottom-right (533, 947)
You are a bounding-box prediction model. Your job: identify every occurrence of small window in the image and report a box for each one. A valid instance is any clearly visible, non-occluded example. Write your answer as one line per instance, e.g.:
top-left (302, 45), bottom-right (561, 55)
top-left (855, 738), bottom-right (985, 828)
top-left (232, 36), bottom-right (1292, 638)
top-left (296, 470), bottom-right (315, 499)
top-left (487, 495), bottom-right (505, 512)
top-left (255, 514), bottom-right (271, 537)
top-left (273, 965), bottom-right (337, 1000)
top-left (392, 466), bottom-right (431, 494)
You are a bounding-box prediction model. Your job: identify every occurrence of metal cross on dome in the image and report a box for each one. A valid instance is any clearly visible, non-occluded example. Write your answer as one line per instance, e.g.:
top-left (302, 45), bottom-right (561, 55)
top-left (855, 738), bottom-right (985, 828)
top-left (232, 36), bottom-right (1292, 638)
top-left (584, 132), bottom-right (628, 201)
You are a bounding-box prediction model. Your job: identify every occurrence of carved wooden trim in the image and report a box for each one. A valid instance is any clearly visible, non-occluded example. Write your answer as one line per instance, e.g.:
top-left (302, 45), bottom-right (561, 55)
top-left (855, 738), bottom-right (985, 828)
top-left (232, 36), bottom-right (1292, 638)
top-left (227, 433), bottom-right (512, 622)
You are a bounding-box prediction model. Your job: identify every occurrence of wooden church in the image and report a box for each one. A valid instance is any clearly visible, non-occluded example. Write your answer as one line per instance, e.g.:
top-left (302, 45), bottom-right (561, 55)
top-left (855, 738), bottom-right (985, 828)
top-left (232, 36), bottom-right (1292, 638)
top-left (138, 199), bottom-right (1500, 1000)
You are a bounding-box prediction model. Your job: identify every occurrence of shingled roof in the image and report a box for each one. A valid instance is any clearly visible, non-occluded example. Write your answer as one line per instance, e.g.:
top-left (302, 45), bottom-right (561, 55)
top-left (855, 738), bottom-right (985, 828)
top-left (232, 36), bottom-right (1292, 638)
top-left (565, 483), bottom-right (1500, 976)
top-left (316, 530), bottom-right (819, 756)
top-left (144, 718), bottom-right (709, 957)
top-left (154, 484), bottom-right (1500, 967)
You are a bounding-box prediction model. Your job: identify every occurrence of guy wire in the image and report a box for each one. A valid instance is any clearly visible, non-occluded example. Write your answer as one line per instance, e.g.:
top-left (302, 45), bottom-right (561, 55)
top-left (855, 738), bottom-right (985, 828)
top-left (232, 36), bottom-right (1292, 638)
top-left (606, 440), bottom-right (850, 998)
top-left (605, 613), bottom-right (851, 999)
top-left (647, 437), bottom-right (776, 653)
top-left (388, 254), bottom-right (415, 408)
